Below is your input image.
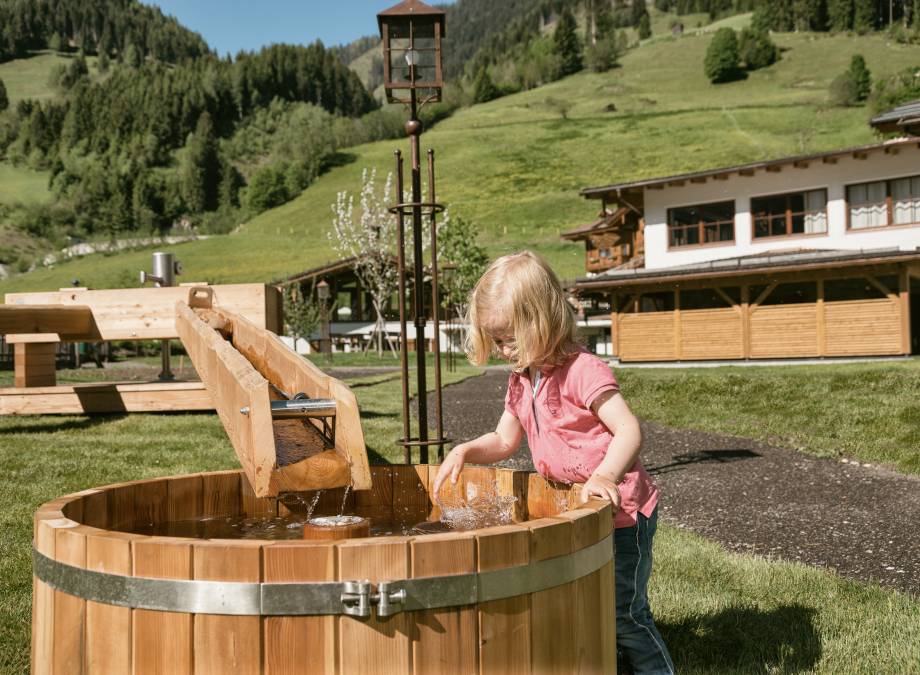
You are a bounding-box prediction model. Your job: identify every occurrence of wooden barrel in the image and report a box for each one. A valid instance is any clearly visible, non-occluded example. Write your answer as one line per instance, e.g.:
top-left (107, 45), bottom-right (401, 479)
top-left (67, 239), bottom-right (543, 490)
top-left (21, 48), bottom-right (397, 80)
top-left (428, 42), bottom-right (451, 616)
top-left (32, 466), bottom-right (616, 674)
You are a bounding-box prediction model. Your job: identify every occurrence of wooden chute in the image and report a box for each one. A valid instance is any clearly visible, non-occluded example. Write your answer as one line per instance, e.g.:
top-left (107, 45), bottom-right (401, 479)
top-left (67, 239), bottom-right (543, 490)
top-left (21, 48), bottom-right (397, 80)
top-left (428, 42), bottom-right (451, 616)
top-left (175, 287), bottom-right (370, 496)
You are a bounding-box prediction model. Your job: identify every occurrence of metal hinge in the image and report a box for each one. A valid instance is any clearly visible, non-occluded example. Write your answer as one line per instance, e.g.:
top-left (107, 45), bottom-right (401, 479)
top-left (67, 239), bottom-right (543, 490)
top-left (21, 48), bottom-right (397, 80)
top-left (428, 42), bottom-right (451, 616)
top-left (341, 580), bottom-right (407, 618)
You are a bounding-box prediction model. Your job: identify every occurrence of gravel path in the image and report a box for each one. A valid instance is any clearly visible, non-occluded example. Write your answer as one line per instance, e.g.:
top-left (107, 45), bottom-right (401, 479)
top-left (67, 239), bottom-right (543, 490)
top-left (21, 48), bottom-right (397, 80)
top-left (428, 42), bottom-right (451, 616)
top-left (428, 368), bottom-right (920, 596)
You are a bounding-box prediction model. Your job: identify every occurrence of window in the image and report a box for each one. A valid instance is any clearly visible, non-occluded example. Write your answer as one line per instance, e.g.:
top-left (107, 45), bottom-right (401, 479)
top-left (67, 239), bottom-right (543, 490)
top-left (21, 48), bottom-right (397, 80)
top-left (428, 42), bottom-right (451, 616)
top-left (824, 275), bottom-right (898, 302)
top-left (639, 292), bottom-right (675, 312)
top-left (752, 189), bottom-right (827, 238)
top-left (848, 175), bottom-right (920, 229)
top-left (667, 201), bottom-right (735, 247)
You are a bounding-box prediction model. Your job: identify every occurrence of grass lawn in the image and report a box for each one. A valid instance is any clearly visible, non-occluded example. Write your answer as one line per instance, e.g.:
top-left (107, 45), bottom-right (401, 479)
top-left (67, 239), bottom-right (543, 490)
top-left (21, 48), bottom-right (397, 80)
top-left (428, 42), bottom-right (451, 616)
top-left (0, 51), bottom-right (102, 105)
top-left (619, 358), bottom-right (920, 475)
top-left (0, 164), bottom-right (52, 207)
top-left (2, 31), bottom-right (918, 292)
top-left (1, 359), bottom-right (920, 672)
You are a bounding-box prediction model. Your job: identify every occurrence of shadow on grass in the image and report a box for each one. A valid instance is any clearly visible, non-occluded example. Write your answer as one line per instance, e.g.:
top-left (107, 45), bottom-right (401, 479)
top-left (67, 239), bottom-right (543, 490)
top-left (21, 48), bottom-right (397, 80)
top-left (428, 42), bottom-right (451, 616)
top-left (0, 414), bottom-right (128, 434)
top-left (661, 603), bottom-right (821, 673)
top-left (646, 448), bottom-right (761, 476)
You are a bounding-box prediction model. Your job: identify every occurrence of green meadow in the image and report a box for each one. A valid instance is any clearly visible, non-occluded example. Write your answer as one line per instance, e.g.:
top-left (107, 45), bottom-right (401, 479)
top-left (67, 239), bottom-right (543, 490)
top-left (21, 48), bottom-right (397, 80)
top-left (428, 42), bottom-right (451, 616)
top-left (2, 30), bottom-right (919, 292)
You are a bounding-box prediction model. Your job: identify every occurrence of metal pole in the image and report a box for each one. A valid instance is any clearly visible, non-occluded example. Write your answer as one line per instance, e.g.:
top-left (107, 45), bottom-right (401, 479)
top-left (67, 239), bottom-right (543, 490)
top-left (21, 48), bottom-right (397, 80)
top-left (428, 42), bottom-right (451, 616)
top-left (395, 150), bottom-right (411, 463)
top-left (408, 87), bottom-right (429, 462)
top-left (427, 149), bottom-right (445, 461)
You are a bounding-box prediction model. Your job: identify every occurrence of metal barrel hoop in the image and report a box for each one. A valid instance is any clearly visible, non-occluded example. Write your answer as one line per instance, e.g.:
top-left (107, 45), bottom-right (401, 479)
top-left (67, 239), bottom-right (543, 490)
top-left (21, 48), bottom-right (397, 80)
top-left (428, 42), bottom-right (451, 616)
top-left (33, 533), bottom-right (613, 618)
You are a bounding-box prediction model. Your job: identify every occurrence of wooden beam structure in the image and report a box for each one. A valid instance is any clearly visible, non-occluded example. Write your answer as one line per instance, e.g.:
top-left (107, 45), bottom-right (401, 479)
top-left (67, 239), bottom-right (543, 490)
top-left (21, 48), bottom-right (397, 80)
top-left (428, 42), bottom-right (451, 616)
top-left (0, 381), bottom-right (211, 415)
top-left (5, 283), bottom-right (281, 341)
top-left (0, 305), bottom-right (99, 340)
top-left (175, 291), bottom-right (370, 496)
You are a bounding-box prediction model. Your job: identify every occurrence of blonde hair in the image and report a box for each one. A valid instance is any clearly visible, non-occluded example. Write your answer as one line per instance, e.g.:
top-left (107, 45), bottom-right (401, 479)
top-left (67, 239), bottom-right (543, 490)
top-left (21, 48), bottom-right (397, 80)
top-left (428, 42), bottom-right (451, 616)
top-left (466, 250), bottom-right (578, 371)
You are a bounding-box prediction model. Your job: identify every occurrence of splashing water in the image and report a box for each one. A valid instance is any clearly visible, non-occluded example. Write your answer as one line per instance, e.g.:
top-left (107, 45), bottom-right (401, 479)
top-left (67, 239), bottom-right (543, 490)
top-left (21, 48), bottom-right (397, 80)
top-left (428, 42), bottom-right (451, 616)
top-left (438, 480), bottom-right (518, 531)
top-left (339, 484), bottom-right (352, 516)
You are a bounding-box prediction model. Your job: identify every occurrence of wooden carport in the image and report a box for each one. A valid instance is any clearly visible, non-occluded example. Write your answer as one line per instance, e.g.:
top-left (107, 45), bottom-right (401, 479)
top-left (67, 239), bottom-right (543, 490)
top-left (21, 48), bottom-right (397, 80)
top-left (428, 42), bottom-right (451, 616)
top-left (575, 250), bottom-right (920, 362)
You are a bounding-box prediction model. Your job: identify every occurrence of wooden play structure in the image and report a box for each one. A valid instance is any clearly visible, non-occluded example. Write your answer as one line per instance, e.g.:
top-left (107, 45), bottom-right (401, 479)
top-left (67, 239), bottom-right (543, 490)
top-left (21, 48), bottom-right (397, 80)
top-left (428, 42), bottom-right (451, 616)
top-left (3, 281), bottom-right (371, 496)
top-left (1, 283), bottom-right (281, 414)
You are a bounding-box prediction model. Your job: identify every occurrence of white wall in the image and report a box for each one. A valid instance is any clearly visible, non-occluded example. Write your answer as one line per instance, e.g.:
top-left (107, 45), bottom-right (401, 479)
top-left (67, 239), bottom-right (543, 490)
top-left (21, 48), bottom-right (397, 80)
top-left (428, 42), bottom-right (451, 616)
top-left (643, 145), bottom-right (920, 270)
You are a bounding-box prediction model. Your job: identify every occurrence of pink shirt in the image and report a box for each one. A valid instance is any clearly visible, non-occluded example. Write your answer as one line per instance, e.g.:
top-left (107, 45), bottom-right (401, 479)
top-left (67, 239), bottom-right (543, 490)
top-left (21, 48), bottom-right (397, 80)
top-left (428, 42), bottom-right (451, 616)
top-left (504, 350), bottom-right (659, 528)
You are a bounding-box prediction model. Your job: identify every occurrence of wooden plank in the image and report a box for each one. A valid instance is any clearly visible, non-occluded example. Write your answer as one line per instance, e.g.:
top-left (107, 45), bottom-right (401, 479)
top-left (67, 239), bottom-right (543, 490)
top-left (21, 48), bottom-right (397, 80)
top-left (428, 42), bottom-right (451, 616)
top-left (85, 531), bottom-right (134, 674)
top-left (395, 464), bottom-right (431, 524)
top-left (411, 533), bottom-right (478, 674)
top-left (201, 471), bottom-right (242, 517)
top-left (528, 518), bottom-right (576, 673)
top-left (53, 524), bottom-right (87, 674)
top-left (673, 290), bottom-right (682, 361)
top-left (0, 380), bottom-right (212, 415)
top-left (741, 285), bottom-right (751, 359)
top-left (5, 283), bottom-right (275, 340)
top-left (193, 541), bottom-right (263, 674)
top-left (263, 542), bottom-right (338, 674)
top-left (477, 525), bottom-right (531, 674)
top-left (817, 279), bottom-right (826, 356)
top-left (166, 474), bottom-right (203, 522)
top-left (32, 516), bottom-right (63, 675)
top-left (355, 465), bottom-right (394, 523)
top-left (14, 342), bottom-right (56, 388)
top-left (825, 300), bottom-right (903, 355)
top-left (132, 538), bottom-right (194, 675)
top-left (750, 305), bottom-right (819, 358)
top-left (176, 301), bottom-right (277, 496)
top-left (338, 538), bottom-right (412, 675)
top-left (0, 304), bottom-right (98, 340)
top-left (495, 468), bottom-right (528, 523)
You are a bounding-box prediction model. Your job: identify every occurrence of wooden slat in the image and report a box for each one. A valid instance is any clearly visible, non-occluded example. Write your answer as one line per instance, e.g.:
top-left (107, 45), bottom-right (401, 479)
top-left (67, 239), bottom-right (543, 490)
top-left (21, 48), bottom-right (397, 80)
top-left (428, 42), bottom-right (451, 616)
top-left (338, 538), bottom-right (412, 674)
top-left (201, 471), bottom-right (242, 518)
top-left (85, 531), bottom-right (134, 673)
top-left (5, 283), bottom-right (275, 340)
top-left (477, 525), bottom-right (531, 674)
top-left (166, 475), bottom-right (203, 522)
top-left (0, 304), bottom-right (98, 340)
top-left (900, 267), bottom-right (911, 354)
top-left (618, 313), bottom-right (677, 361)
top-left (680, 308), bottom-right (744, 360)
top-left (0, 380), bottom-right (212, 415)
top-left (263, 542), bottom-right (338, 674)
top-left (395, 464), bottom-right (431, 524)
top-left (750, 304), bottom-right (818, 358)
top-left (411, 533), bottom-right (479, 673)
top-left (14, 342), bottom-right (57, 388)
top-left (53, 524), bottom-right (87, 674)
top-left (495, 468), bottom-right (528, 523)
top-left (355, 465), bottom-right (394, 522)
top-left (825, 300), bottom-right (902, 355)
top-left (32, 516), bottom-right (68, 675)
top-left (193, 541), bottom-right (263, 674)
top-left (132, 538), bottom-right (194, 675)
top-left (176, 302), bottom-right (277, 496)
top-left (528, 518), bottom-right (576, 672)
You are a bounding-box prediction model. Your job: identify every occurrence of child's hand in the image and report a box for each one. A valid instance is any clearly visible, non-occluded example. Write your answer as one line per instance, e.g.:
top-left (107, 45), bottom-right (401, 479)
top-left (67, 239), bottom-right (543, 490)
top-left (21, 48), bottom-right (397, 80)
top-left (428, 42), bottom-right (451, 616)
top-left (433, 444), bottom-right (468, 500)
top-left (580, 472), bottom-right (621, 512)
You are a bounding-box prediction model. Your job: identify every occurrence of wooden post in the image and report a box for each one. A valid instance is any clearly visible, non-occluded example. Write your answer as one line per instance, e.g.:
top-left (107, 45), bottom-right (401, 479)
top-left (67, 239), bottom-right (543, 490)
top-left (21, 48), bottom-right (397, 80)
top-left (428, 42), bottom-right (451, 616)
top-left (610, 294), bottom-right (619, 358)
top-left (900, 266), bottom-right (911, 355)
top-left (12, 338), bottom-right (58, 388)
top-left (741, 285), bottom-right (751, 359)
top-left (816, 279), bottom-right (826, 356)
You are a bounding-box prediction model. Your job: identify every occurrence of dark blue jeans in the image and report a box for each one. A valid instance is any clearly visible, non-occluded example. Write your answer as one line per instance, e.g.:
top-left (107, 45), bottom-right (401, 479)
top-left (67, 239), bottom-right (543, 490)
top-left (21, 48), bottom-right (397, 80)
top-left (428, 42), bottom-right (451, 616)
top-left (615, 507), bottom-right (674, 675)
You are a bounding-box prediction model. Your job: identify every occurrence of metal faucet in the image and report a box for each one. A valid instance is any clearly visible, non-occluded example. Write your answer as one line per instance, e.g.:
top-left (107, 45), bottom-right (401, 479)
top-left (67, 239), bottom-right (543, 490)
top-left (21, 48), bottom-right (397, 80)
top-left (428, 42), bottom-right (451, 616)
top-left (139, 252), bottom-right (182, 381)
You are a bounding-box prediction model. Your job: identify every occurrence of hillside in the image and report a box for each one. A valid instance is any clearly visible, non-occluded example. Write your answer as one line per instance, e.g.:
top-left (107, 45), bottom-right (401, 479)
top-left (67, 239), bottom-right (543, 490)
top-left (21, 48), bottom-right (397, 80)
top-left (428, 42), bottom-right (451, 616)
top-left (1, 29), bottom-right (919, 293)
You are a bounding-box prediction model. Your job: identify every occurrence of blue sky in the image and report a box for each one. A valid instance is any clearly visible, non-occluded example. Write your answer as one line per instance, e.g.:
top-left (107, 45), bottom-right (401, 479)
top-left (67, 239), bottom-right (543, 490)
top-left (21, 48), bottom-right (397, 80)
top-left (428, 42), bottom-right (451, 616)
top-left (145, 1), bottom-right (455, 57)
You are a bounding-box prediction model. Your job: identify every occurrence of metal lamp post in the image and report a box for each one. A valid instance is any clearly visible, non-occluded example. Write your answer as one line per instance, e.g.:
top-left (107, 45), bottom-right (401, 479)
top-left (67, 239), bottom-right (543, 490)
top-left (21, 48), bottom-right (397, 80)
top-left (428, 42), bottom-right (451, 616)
top-left (377, 0), bottom-right (447, 464)
top-left (316, 279), bottom-right (332, 363)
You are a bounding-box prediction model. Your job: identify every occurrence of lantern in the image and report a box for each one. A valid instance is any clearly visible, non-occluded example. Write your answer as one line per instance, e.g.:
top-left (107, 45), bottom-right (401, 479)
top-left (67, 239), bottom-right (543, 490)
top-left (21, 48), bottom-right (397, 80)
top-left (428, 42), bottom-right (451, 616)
top-left (377, 0), bottom-right (445, 104)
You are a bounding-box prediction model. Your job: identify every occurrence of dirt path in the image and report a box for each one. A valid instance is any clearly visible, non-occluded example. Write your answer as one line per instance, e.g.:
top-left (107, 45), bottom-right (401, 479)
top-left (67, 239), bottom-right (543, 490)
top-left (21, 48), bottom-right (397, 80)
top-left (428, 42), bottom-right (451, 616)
top-left (430, 368), bottom-right (920, 596)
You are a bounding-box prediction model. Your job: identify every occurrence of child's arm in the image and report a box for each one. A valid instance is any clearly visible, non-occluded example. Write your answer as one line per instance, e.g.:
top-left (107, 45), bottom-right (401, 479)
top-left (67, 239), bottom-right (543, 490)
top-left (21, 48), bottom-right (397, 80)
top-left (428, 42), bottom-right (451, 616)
top-left (580, 390), bottom-right (642, 509)
top-left (432, 410), bottom-right (524, 497)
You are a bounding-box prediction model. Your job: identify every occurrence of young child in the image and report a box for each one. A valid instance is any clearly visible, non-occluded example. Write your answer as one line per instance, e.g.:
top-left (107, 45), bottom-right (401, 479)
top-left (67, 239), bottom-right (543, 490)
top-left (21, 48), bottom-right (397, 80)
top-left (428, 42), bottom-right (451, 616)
top-left (433, 251), bottom-right (674, 675)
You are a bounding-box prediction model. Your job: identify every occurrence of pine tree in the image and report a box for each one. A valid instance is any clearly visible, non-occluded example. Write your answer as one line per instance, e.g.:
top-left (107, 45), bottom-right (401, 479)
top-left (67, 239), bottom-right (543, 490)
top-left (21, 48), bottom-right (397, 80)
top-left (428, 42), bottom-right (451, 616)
top-left (0, 78), bottom-right (8, 112)
top-left (638, 13), bottom-right (652, 39)
top-left (472, 66), bottom-right (500, 103)
top-left (704, 27), bottom-right (740, 83)
top-left (848, 53), bottom-right (871, 100)
top-left (853, 0), bottom-right (875, 31)
top-left (554, 8), bottom-right (583, 77)
top-left (180, 112), bottom-right (220, 213)
top-left (631, 0), bottom-right (648, 27)
top-left (828, 0), bottom-right (854, 31)
top-left (793, 0), bottom-right (826, 30)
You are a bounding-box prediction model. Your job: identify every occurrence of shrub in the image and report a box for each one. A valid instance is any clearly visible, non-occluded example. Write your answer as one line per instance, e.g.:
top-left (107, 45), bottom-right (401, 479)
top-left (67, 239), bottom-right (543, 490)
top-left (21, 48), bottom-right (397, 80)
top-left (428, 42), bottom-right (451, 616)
top-left (739, 28), bottom-right (778, 70)
top-left (704, 28), bottom-right (741, 83)
top-left (829, 72), bottom-right (860, 106)
top-left (870, 65), bottom-right (920, 115)
top-left (585, 36), bottom-right (620, 72)
top-left (472, 66), bottom-right (500, 104)
top-left (848, 54), bottom-right (872, 102)
top-left (245, 164), bottom-right (289, 213)
top-left (0, 77), bottom-right (7, 112)
top-left (638, 14), bottom-right (652, 40)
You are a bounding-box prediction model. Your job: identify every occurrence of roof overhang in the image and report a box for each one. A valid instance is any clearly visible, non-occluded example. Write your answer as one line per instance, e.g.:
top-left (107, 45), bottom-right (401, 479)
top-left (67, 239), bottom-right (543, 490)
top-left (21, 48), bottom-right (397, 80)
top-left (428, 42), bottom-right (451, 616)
top-left (579, 138), bottom-right (920, 202)
top-left (574, 249), bottom-right (920, 291)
